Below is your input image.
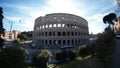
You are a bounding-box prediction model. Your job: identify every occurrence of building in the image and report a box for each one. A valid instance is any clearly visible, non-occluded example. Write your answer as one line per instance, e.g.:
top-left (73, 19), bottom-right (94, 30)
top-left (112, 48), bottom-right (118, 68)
top-left (33, 13), bottom-right (89, 50)
top-left (114, 17), bottom-right (120, 33)
top-left (3, 30), bottom-right (21, 40)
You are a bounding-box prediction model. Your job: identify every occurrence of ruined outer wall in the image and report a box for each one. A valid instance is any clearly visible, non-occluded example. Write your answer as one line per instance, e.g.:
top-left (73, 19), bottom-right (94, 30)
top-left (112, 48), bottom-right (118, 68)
top-left (33, 13), bottom-right (89, 49)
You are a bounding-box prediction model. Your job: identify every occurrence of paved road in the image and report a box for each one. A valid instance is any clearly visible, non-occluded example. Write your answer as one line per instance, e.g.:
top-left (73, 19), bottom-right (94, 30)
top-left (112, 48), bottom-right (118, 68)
top-left (111, 39), bottom-right (120, 68)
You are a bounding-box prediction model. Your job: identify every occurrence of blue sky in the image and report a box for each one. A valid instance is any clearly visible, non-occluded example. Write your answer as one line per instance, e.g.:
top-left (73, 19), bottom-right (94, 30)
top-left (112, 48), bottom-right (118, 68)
top-left (0, 0), bottom-right (117, 34)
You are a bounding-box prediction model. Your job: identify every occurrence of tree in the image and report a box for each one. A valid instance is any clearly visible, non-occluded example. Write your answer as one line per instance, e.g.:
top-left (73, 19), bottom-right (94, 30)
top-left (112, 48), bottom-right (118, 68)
top-left (78, 45), bottom-right (90, 58)
top-left (17, 34), bottom-right (27, 41)
top-left (55, 49), bottom-right (77, 63)
top-left (68, 49), bottom-right (77, 60)
top-left (0, 7), bottom-right (4, 37)
top-left (103, 26), bottom-right (115, 43)
top-left (0, 47), bottom-right (28, 68)
top-left (13, 39), bottom-right (23, 46)
top-left (0, 7), bottom-right (5, 50)
top-left (32, 50), bottom-right (52, 68)
top-left (21, 31), bottom-right (33, 40)
top-left (55, 50), bottom-right (67, 62)
top-left (0, 37), bottom-right (4, 50)
top-left (103, 13), bottom-right (117, 30)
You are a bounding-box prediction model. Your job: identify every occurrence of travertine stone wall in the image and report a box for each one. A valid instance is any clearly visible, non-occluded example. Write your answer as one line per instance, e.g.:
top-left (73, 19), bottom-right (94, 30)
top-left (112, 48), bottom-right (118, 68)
top-left (33, 13), bottom-right (89, 49)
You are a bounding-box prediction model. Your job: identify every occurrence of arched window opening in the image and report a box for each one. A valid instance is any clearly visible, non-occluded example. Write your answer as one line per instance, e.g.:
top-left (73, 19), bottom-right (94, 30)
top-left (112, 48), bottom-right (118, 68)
top-left (62, 24), bottom-right (65, 27)
top-left (81, 32), bottom-right (82, 36)
top-left (67, 40), bottom-right (70, 45)
top-left (63, 40), bottom-right (66, 45)
top-left (46, 25), bottom-right (48, 28)
top-left (67, 32), bottom-right (70, 36)
top-left (58, 24), bottom-right (61, 27)
top-left (66, 24), bottom-right (70, 27)
top-left (63, 32), bottom-right (66, 36)
top-left (40, 26), bottom-right (41, 29)
top-left (58, 32), bottom-right (61, 36)
top-left (58, 40), bottom-right (61, 45)
top-left (71, 32), bottom-right (74, 36)
top-left (42, 25), bottom-right (45, 29)
top-left (75, 40), bottom-right (77, 44)
top-left (79, 39), bottom-right (80, 44)
top-left (72, 40), bottom-right (74, 45)
top-left (39, 40), bottom-right (41, 44)
top-left (42, 32), bottom-right (44, 36)
top-left (39, 32), bottom-right (41, 36)
top-left (49, 24), bottom-right (52, 28)
top-left (42, 40), bottom-right (44, 44)
top-left (49, 32), bottom-right (52, 36)
top-left (45, 40), bottom-right (47, 45)
top-left (54, 16), bottom-right (56, 19)
top-left (53, 32), bottom-right (57, 36)
top-left (45, 32), bottom-right (47, 36)
top-left (78, 32), bottom-right (80, 36)
top-left (54, 40), bottom-right (58, 45)
top-left (75, 32), bottom-right (77, 36)
top-left (71, 24), bottom-right (74, 28)
top-left (53, 24), bottom-right (57, 27)
top-left (62, 16), bottom-right (65, 19)
top-left (49, 40), bottom-right (52, 45)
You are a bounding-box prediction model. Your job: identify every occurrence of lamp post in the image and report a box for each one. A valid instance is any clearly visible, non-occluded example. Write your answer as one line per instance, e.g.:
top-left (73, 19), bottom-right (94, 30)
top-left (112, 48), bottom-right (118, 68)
top-left (9, 19), bottom-right (21, 40)
top-left (9, 21), bottom-right (13, 39)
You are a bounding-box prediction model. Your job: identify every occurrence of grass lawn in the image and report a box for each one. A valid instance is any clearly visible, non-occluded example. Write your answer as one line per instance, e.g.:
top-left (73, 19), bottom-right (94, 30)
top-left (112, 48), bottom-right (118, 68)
top-left (60, 56), bottom-right (93, 68)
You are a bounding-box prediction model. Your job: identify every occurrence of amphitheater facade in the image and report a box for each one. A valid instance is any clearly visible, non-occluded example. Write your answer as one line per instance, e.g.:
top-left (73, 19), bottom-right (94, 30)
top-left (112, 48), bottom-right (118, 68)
top-left (33, 13), bottom-right (89, 50)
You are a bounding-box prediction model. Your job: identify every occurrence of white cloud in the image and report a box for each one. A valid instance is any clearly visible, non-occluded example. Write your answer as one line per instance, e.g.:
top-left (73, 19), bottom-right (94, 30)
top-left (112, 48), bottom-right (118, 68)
top-left (5, 16), bottom-right (21, 23)
top-left (85, 13), bottom-right (110, 34)
top-left (2, 0), bottom-right (115, 33)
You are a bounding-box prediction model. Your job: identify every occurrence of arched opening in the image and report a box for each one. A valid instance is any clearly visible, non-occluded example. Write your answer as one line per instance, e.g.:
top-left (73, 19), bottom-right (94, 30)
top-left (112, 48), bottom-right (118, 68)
top-left (53, 32), bottom-right (57, 36)
top-left (42, 40), bottom-right (44, 44)
top-left (63, 40), bottom-right (66, 45)
top-left (45, 40), bottom-right (47, 45)
top-left (58, 32), bottom-right (61, 36)
top-left (45, 32), bottom-right (47, 36)
top-left (58, 24), bottom-right (61, 27)
top-left (42, 32), bottom-right (44, 36)
top-left (71, 32), bottom-right (74, 36)
top-left (39, 32), bottom-right (41, 36)
top-left (67, 32), bottom-right (70, 36)
top-left (49, 32), bottom-right (52, 36)
top-left (49, 40), bottom-right (52, 45)
top-left (49, 24), bottom-right (52, 28)
top-left (67, 40), bottom-right (70, 45)
top-left (58, 40), bottom-right (61, 45)
top-left (75, 32), bottom-right (77, 36)
top-left (63, 32), bottom-right (66, 36)
top-left (72, 40), bottom-right (74, 45)
top-left (54, 40), bottom-right (58, 45)
top-left (39, 40), bottom-right (41, 44)
top-left (75, 39), bottom-right (77, 44)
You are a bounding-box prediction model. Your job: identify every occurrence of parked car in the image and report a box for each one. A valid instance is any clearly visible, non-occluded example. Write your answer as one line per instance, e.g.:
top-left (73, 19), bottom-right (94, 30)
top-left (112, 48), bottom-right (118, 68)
top-left (116, 32), bottom-right (120, 39)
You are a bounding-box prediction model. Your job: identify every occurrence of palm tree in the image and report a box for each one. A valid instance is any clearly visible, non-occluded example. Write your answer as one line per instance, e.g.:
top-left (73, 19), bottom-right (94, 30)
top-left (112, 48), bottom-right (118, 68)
top-left (103, 13), bottom-right (117, 30)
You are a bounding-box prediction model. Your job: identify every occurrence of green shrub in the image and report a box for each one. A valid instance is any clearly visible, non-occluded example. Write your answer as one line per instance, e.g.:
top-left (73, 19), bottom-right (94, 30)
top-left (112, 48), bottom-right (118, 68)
top-left (78, 45), bottom-right (89, 58)
top-left (55, 49), bottom-right (77, 63)
top-left (32, 49), bottom-right (52, 68)
top-left (0, 47), bottom-right (28, 68)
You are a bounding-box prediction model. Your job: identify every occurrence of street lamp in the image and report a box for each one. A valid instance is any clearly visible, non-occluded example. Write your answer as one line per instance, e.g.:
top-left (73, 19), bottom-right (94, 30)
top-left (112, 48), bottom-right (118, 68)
top-left (9, 21), bottom-right (13, 39)
top-left (9, 20), bottom-right (21, 40)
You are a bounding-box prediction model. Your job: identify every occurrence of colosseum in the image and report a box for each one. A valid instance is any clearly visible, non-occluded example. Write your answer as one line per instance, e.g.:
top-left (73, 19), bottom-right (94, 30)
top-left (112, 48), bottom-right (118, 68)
top-left (33, 13), bottom-right (89, 50)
